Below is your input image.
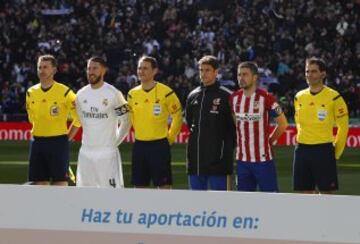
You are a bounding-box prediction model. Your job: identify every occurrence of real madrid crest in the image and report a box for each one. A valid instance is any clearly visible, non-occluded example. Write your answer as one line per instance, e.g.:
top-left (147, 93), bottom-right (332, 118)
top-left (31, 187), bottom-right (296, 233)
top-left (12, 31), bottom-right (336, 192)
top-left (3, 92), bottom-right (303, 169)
top-left (103, 98), bottom-right (108, 106)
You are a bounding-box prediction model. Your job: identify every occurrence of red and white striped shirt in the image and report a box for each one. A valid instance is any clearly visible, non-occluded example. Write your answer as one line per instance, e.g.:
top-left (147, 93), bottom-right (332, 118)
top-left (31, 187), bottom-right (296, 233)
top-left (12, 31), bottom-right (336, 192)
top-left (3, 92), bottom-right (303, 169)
top-left (230, 88), bottom-right (281, 162)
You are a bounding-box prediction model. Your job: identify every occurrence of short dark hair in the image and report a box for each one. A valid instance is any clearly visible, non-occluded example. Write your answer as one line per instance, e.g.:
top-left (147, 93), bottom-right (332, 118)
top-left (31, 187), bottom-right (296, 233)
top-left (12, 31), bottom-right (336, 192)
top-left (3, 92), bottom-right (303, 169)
top-left (198, 55), bottom-right (219, 70)
top-left (138, 56), bottom-right (158, 69)
top-left (238, 61), bottom-right (259, 75)
top-left (306, 57), bottom-right (327, 72)
top-left (38, 54), bottom-right (57, 67)
top-left (88, 56), bottom-right (107, 67)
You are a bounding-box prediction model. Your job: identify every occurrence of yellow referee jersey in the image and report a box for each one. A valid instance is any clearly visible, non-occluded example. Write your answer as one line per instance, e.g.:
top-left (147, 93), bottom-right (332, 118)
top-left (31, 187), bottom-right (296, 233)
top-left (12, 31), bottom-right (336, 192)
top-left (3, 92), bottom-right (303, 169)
top-left (294, 86), bottom-right (349, 158)
top-left (127, 82), bottom-right (182, 143)
top-left (26, 81), bottom-right (80, 137)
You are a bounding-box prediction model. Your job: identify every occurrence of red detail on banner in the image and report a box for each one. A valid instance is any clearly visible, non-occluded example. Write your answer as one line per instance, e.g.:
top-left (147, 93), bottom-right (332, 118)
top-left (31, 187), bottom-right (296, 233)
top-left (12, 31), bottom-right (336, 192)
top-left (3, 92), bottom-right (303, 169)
top-left (1, 122), bottom-right (360, 148)
top-left (0, 122), bottom-right (33, 140)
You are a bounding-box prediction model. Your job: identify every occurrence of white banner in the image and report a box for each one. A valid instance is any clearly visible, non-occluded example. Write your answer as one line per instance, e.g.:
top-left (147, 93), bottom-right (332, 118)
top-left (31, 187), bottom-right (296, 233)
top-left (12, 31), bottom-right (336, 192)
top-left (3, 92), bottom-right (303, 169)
top-left (0, 185), bottom-right (359, 243)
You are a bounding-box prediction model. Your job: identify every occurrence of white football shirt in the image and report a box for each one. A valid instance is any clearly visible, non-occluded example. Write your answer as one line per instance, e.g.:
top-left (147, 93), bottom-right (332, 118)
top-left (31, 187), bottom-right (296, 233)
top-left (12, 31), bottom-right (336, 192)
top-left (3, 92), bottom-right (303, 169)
top-left (76, 82), bottom-right (129, 148)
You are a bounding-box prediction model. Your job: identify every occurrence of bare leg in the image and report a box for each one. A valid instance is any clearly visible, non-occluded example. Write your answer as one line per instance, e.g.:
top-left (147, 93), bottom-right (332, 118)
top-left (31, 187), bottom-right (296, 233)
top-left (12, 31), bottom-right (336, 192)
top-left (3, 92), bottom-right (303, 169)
top-left (158, 185), bottom-right (172, 189)
top-left (34, 181), bottom-right (50, 186)
top-left (299, 190), bottom-right (318, 194)
top-left (52, 181), bottom-right (68, 186)
top-left (319, 191), bottom-right (335, 195)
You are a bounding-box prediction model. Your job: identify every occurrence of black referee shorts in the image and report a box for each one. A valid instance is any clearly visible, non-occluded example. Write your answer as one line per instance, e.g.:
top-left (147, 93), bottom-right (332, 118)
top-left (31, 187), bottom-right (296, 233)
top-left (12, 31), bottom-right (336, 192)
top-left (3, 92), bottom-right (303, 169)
top-left (131, 138), bottom-right (172, 187)
top-left (293, 143), bottom-right (338, 192)
top-left (28, 135), bottom-right (69, 182)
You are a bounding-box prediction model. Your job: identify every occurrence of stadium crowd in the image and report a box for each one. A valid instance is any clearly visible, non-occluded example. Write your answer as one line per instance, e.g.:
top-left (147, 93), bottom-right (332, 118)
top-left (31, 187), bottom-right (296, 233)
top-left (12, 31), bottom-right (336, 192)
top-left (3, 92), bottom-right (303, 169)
top-left (0, 0), bottom-right (359, 120)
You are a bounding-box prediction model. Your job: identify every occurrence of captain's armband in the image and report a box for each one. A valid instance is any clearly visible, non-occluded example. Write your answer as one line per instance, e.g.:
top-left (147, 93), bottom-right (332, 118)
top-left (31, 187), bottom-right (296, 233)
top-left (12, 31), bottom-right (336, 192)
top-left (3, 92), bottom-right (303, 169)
top-left (115, 104), bottom-right (130, 116)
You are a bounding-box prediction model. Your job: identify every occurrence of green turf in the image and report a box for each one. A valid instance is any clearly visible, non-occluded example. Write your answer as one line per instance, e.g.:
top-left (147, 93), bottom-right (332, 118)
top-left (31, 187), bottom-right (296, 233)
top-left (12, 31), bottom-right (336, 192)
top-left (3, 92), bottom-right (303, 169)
top-left (0, 141), bottom-right (359, 195)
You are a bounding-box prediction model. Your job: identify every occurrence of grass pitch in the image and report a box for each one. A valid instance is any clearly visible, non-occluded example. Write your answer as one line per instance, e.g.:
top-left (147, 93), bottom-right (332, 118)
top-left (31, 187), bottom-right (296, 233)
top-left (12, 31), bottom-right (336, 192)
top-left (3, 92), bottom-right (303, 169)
top-left (0, 141), bottom-right (359, 195)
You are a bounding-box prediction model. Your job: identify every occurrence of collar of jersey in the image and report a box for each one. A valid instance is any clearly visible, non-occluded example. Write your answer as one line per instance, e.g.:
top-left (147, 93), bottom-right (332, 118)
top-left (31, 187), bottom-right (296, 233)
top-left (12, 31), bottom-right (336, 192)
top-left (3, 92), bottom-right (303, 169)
top-left (41, 84), bottom-right (54, 92)
top-left (201, 80), bottom-right (219, 90)
top-left (142, 82), bottom-right (157, 92)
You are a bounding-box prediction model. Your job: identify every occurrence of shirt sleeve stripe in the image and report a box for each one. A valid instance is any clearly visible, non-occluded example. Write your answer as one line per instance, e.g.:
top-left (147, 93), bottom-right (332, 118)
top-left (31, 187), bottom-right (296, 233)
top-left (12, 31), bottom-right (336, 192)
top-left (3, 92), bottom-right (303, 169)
top-left (333, 95), bottom-right (341, 101)
top-left (64, 88), bottom-right (71, 97)
top-left (165, 91), bottom-right (174, 97)
top-left (219, 85), bottom-right (233, 95)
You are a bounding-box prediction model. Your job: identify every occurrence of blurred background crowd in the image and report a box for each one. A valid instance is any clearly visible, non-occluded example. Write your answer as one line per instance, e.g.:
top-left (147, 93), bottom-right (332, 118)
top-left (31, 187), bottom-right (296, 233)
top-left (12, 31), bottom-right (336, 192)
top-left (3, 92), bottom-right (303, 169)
top-left (0, 0), bottom-right (359, 121)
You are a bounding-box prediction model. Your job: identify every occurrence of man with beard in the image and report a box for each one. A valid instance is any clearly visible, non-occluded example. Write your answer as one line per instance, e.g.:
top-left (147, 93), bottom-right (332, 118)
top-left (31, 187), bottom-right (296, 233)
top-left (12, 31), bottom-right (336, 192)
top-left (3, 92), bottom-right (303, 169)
top-left (26, 54), bottom-right (80, 186)
top-left (230, 61), bottom-right (288, 192)
top-left (75, 56), bottom-right (130, 188)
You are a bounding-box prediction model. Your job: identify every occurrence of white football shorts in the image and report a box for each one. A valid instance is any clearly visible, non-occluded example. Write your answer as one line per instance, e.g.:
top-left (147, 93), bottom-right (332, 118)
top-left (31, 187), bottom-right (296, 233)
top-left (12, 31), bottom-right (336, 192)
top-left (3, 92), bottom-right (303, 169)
top-left (76, 146), bottom-right (124, 188)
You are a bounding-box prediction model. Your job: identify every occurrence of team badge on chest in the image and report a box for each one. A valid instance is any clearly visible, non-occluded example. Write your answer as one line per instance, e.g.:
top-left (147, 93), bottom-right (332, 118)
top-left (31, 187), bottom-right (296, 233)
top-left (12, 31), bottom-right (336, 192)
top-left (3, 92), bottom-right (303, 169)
top-left (317, 109), bottom-right (327, 121)
top-left (210, 98), bottom-right (221, 114)
top-left (213, 98), bottom-right (221, 105)
top-left (50, 104), bottom-right (60, 116)
top-left (102, 98), bottom-right (108, 106)
top-left (153, 104), bottom-right (161, 116)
